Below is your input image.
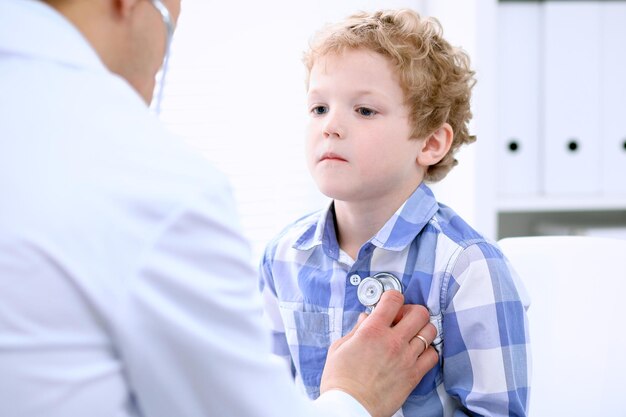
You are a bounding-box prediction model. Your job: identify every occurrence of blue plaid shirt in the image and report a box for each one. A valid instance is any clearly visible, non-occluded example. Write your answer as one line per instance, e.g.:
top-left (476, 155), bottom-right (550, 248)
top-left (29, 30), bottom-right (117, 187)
top-left (259, 183), bottom-right (530, 417)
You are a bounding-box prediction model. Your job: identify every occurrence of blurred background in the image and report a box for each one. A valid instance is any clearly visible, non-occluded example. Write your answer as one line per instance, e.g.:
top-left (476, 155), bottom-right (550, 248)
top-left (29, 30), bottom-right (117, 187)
top-left (156, 0), bottom-right (626, 262)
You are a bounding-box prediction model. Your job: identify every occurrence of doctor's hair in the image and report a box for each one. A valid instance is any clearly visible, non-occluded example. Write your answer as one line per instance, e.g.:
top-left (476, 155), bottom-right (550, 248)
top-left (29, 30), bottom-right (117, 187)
top-left (303, 9), bottom-right (476, 182)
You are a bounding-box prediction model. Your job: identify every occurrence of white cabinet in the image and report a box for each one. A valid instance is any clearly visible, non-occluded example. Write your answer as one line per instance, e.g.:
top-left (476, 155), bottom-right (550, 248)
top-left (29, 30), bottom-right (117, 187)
top-left (465, 0), bottom-right (626, 240)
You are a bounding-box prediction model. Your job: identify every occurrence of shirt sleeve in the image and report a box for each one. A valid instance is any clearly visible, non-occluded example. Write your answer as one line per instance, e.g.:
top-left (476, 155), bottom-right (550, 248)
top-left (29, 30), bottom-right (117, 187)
top-left (258, 246), bottom-right (294, 370)
top-left (112, 184), bottom-right (370, 417)
top-left (442, 242), bottom-right (530, 417)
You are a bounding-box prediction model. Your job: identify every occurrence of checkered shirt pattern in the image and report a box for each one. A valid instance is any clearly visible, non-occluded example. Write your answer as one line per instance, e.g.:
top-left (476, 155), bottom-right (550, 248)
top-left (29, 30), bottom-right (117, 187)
top-left (259, 183), bottom-right (531, 417)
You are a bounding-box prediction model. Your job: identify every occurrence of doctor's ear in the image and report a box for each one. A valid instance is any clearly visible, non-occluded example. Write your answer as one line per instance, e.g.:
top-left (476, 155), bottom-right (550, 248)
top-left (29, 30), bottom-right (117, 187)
top-left (416, 123), bottom-right (453, 167)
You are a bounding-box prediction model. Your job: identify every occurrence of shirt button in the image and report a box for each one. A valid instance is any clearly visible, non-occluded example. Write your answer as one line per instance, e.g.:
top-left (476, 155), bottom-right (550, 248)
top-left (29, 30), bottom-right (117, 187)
top-left (349, 274), bottom-right (361, 286)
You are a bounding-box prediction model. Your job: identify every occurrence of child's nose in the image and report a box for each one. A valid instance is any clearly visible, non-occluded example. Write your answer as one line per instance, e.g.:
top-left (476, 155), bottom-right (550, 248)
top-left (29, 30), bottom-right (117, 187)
top-left (322, 110), bottom-right (345, 139)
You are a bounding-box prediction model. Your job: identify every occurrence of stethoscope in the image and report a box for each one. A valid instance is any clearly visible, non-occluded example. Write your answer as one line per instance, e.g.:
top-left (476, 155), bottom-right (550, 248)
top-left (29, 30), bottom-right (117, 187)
top-left (149, 0), bottom-right (175, 115)
top-left (357, 272), bottom-right (403, 311)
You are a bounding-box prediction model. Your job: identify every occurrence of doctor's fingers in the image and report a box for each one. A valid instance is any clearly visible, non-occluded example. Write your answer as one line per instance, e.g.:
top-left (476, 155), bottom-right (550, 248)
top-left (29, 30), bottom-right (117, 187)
top-left (407, 322), bottom-right (437, 356)
top-left (391, 303), bottom-right (432, 344)
top-left (365, 290), bottom-right (405, 327)
top-left (412, 346), bottom-right (439, 378)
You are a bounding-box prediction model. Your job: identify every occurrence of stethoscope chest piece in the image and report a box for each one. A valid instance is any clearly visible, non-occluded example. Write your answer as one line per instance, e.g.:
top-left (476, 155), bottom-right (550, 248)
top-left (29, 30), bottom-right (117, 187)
top-left (357, 272), bottom-right (403, 309)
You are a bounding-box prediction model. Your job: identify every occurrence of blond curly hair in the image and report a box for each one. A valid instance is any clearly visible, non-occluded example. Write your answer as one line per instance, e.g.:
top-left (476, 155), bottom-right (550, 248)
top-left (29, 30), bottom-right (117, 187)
top-left (303, 9), bottom-right (476, 182)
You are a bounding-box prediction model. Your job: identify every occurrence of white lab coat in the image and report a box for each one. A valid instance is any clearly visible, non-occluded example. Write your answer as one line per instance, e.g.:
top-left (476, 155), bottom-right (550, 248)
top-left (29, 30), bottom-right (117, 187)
top-left (0, 1), bottom-right (368, 416)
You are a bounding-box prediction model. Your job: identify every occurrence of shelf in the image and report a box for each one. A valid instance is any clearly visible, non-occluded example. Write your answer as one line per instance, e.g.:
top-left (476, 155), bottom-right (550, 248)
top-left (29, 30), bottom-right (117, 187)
top-left (495, 196), bottom-right (626, 213)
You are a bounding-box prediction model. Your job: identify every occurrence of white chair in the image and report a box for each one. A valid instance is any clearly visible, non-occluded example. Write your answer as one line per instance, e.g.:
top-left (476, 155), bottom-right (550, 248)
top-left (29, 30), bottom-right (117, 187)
top-left (497, 236), bottom-right (626, 416)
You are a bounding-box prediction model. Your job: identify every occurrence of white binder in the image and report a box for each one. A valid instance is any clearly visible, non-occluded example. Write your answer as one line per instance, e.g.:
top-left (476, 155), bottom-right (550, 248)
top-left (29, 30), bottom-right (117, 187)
top-left (543, 2), bottom-right (602, 195)
top-left (496, 2), bottom-right (541, 197)
top-left (601, 2), bottom-right (626, 195)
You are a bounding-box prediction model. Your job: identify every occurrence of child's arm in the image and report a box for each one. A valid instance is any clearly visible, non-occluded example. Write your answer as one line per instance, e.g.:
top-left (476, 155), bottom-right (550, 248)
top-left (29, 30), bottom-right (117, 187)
top-left (258, 249), bottom-right (296, 375)
top-left (442, 241), bottom-right (530, 417)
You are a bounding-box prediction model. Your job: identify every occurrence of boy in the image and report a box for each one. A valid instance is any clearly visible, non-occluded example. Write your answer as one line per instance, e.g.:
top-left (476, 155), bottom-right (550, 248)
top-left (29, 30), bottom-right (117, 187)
top-left (259, 9), bottom-right (530, 417)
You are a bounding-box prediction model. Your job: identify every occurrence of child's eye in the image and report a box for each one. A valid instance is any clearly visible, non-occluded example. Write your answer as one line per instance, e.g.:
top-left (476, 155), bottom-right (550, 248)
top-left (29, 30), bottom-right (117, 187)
top-left (311, 106), bottom-right (328, 115)
top-left (357, 107), bottom-right (377, 117)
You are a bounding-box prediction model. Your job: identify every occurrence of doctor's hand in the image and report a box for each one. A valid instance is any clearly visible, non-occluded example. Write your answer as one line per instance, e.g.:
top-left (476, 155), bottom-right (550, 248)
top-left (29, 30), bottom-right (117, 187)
top-left (320, 291), bottom-right (438, 417)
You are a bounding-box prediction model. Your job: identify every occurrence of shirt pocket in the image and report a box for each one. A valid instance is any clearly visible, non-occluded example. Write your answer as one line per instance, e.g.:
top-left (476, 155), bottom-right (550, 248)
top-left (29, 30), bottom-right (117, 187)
top-left (279, 301), bottom-right (331, 347)
top-left (278, 302), bottom-right (332, 394)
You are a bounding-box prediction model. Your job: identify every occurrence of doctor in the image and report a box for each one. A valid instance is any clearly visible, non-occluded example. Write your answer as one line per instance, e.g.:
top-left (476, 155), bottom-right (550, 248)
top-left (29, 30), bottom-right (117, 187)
top-left (0, 1), bottom-right (438, 417)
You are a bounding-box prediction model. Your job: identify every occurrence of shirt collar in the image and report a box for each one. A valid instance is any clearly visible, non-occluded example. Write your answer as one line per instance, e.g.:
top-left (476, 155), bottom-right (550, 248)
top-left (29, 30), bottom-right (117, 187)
top-left (293, 200), bottom-right (340, 258)
top-left (293, 183), bottom-right (439, 255)
top-left (0, 0), bottom-right (108, 74)
top-left (371, 183), bottom-right (439, 250)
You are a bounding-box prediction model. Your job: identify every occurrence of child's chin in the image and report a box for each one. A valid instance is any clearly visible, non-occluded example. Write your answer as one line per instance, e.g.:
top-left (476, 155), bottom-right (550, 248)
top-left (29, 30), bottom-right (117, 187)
top-left (317, 187), bottom-right (355, 202)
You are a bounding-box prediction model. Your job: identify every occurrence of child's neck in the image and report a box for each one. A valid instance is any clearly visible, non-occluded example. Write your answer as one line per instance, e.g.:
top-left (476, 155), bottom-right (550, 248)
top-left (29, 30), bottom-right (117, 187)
top-left (334, 193), bottom-right (410, 260)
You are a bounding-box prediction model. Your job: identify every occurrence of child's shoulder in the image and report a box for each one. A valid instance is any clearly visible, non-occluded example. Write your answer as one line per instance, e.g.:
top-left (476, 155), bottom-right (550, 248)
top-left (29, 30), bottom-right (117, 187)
top-left (429, 203), bottom-right (513, 284)
top-left (430, 202), bottom-right (495, 250)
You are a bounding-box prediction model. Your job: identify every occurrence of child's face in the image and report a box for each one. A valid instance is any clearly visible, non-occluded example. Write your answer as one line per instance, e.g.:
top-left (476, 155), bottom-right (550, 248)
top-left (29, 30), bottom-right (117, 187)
top-left (306, 49), bottom-right (425, 205)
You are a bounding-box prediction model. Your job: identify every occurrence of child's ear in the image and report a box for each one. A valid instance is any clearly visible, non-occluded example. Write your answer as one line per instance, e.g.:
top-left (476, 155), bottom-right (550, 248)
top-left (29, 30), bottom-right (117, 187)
top-left (416, 123), bottom-right (453, 166)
